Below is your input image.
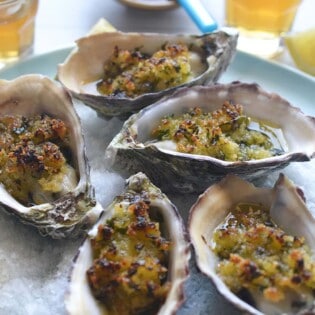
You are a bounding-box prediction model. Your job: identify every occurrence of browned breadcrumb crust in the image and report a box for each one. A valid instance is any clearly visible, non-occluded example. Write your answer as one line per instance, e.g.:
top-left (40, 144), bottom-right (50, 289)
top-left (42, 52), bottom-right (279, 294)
top-left (212, 204), bottom-right (315, 304)
top-left (87, 200), bottom-right (171, 315)
top-left (97, 43), bottom-right (192, 98)
top-left (151, 102), bottom-right (279, 161)
top-left (0, 114), bottom-right (71, 205)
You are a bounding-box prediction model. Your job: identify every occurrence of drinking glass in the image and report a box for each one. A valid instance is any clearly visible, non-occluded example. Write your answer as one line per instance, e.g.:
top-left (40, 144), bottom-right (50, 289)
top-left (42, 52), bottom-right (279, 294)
top-left (225, 0), bottom-right (302, 58)
top-left (0, 0), bottom-right (38, 68)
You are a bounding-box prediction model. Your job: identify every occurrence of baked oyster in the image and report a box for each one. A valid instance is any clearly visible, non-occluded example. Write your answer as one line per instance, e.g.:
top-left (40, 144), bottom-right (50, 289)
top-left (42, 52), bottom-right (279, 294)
top-left (105, 82), bottom-right (315, 193)
top-left (65, 172), bottom-right (190, 315)
top-left (57, 30), bottom-right (238, 118)
top-left (189, 174), bottom-right (315, 315)
top-left (0, 74), bottom-right (102, 238)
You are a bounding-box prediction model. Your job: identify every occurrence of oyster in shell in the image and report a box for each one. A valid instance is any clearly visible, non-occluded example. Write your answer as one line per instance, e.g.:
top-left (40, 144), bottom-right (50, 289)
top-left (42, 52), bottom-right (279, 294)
top-left (0, 74), bottom-right (102, 238)
top-left (57, 30), bottom-right (238, 118)
top-left (189, 174), bottom-right (315, 315)
top-left (65, 172), bottom-right (190, 315)
top-left (105, 82), bottom-right (315, 193)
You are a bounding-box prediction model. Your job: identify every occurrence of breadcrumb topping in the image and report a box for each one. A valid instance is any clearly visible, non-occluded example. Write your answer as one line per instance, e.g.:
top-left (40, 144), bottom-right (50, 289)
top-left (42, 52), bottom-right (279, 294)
top-left (87, 199), bottom-right (171, 315)
top-left (212, 204), bottom-right (315, 306)
top-left (151, 102), bottom-right (282, 161)
top-left (97, 43), bottom-right (192, 98)
top-left (0, 114), bottom-right (74, 205)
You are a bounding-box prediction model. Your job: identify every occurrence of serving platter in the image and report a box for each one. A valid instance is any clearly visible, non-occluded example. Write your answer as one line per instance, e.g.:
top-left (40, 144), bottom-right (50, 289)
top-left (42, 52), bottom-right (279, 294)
top-left (0, 47), bottom-right (315, 315)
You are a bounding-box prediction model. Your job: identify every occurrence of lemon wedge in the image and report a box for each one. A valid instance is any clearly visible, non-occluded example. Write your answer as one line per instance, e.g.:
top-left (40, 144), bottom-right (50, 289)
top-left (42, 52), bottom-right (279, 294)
top-left (284, 28), bottom-right (315, 76)
top-left (88, 18), bottom-right (117, 35)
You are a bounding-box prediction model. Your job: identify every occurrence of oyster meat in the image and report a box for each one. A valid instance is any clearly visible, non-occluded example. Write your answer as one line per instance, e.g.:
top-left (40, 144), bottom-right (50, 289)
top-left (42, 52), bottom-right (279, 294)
top-left (189, 174), bottom-right (315, 315)
top-left (65, 172), bottom-right (190, 315)
top-left (57, 30), bottom-right (238, 118)
top-left (105, 82), bottom-right (315, 193)
top-left (0, 74), bottom-right (102, 238)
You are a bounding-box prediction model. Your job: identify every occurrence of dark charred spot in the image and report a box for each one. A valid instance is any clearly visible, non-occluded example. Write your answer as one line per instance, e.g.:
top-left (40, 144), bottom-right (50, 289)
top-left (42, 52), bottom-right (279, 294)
top-left (98, 258), bottom-right (121, 272)
top-left (297, 258), bottom-right (305, 271)
top-left (243, 261), bottom-right (261, 280)
top-left (133, 202), bottom-right (148, 217)
top-left (291, 275), bottom-right (302, 284)
top-left (101, 225), bottom-right (114, 240)
top-left (127, 263), bottom-right (139, 277)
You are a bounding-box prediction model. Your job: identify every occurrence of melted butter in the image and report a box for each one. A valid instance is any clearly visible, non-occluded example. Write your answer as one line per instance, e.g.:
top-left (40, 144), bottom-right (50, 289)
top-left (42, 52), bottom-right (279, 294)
top-left (248, 119), bottom-right (288, 153)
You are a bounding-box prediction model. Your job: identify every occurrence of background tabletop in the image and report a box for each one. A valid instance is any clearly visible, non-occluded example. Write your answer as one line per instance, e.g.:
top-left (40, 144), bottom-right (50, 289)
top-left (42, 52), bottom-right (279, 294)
top-left (34, 0), bottom-right (314, 70)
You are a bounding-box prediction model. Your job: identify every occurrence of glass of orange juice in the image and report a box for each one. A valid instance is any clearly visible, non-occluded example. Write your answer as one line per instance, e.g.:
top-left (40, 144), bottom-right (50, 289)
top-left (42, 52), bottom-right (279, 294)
top-left (0, 0), bottom-right (38, 68)
top-left (225, 0), bottom-right (302, 58)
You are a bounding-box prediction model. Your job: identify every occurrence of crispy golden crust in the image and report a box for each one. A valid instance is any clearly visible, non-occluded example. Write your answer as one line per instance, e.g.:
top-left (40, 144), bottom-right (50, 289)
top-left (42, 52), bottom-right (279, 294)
top-left (212, 204), bottom-right (315, 303)
top-left (0, 114), bottom-right (72, 205)
top-left (87, 200), bottom-right (171, 315)
top-left (97, 43), bottom-right (192, 98)
top-left (151, 102), bottom-right (277, 161)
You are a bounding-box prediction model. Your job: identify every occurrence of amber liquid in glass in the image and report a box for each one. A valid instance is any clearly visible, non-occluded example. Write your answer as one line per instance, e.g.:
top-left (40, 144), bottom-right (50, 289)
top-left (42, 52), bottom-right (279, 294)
top-left (0, 0), bottom-right (38, 62)
top-left (225, 0), bottom-right (301, 58)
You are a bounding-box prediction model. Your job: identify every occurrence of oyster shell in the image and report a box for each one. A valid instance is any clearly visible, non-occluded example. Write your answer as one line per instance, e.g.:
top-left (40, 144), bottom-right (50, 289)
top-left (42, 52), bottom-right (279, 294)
top-left (0, 74), bottom-right (102, 238)
top-left (189, 174), bottom-right (315, 315)
top-left (57, 30), bottom-right (238, 119)
top-left (65, 172), bottom-right (190, 315)
top-left (105, 82), bottom-right (315, 193)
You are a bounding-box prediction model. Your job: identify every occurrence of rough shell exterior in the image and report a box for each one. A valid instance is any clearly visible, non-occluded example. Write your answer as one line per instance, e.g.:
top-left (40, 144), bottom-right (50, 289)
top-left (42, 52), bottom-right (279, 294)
top-left (57, 30), bottom-right (238, 119)
top-left (189, 173), bottom-right (315, 315)
top-left (105, 82), bottom-right (315, 193)
top-left (65, 172), bottom-right (190, 315)
top-left (0, 75), bottom-right (102, 238)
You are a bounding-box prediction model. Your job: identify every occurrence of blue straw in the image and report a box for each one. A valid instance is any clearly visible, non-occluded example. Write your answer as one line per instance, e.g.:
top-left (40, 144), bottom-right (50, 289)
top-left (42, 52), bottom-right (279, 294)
top-left (177, 0), bottom-right (218, 33)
